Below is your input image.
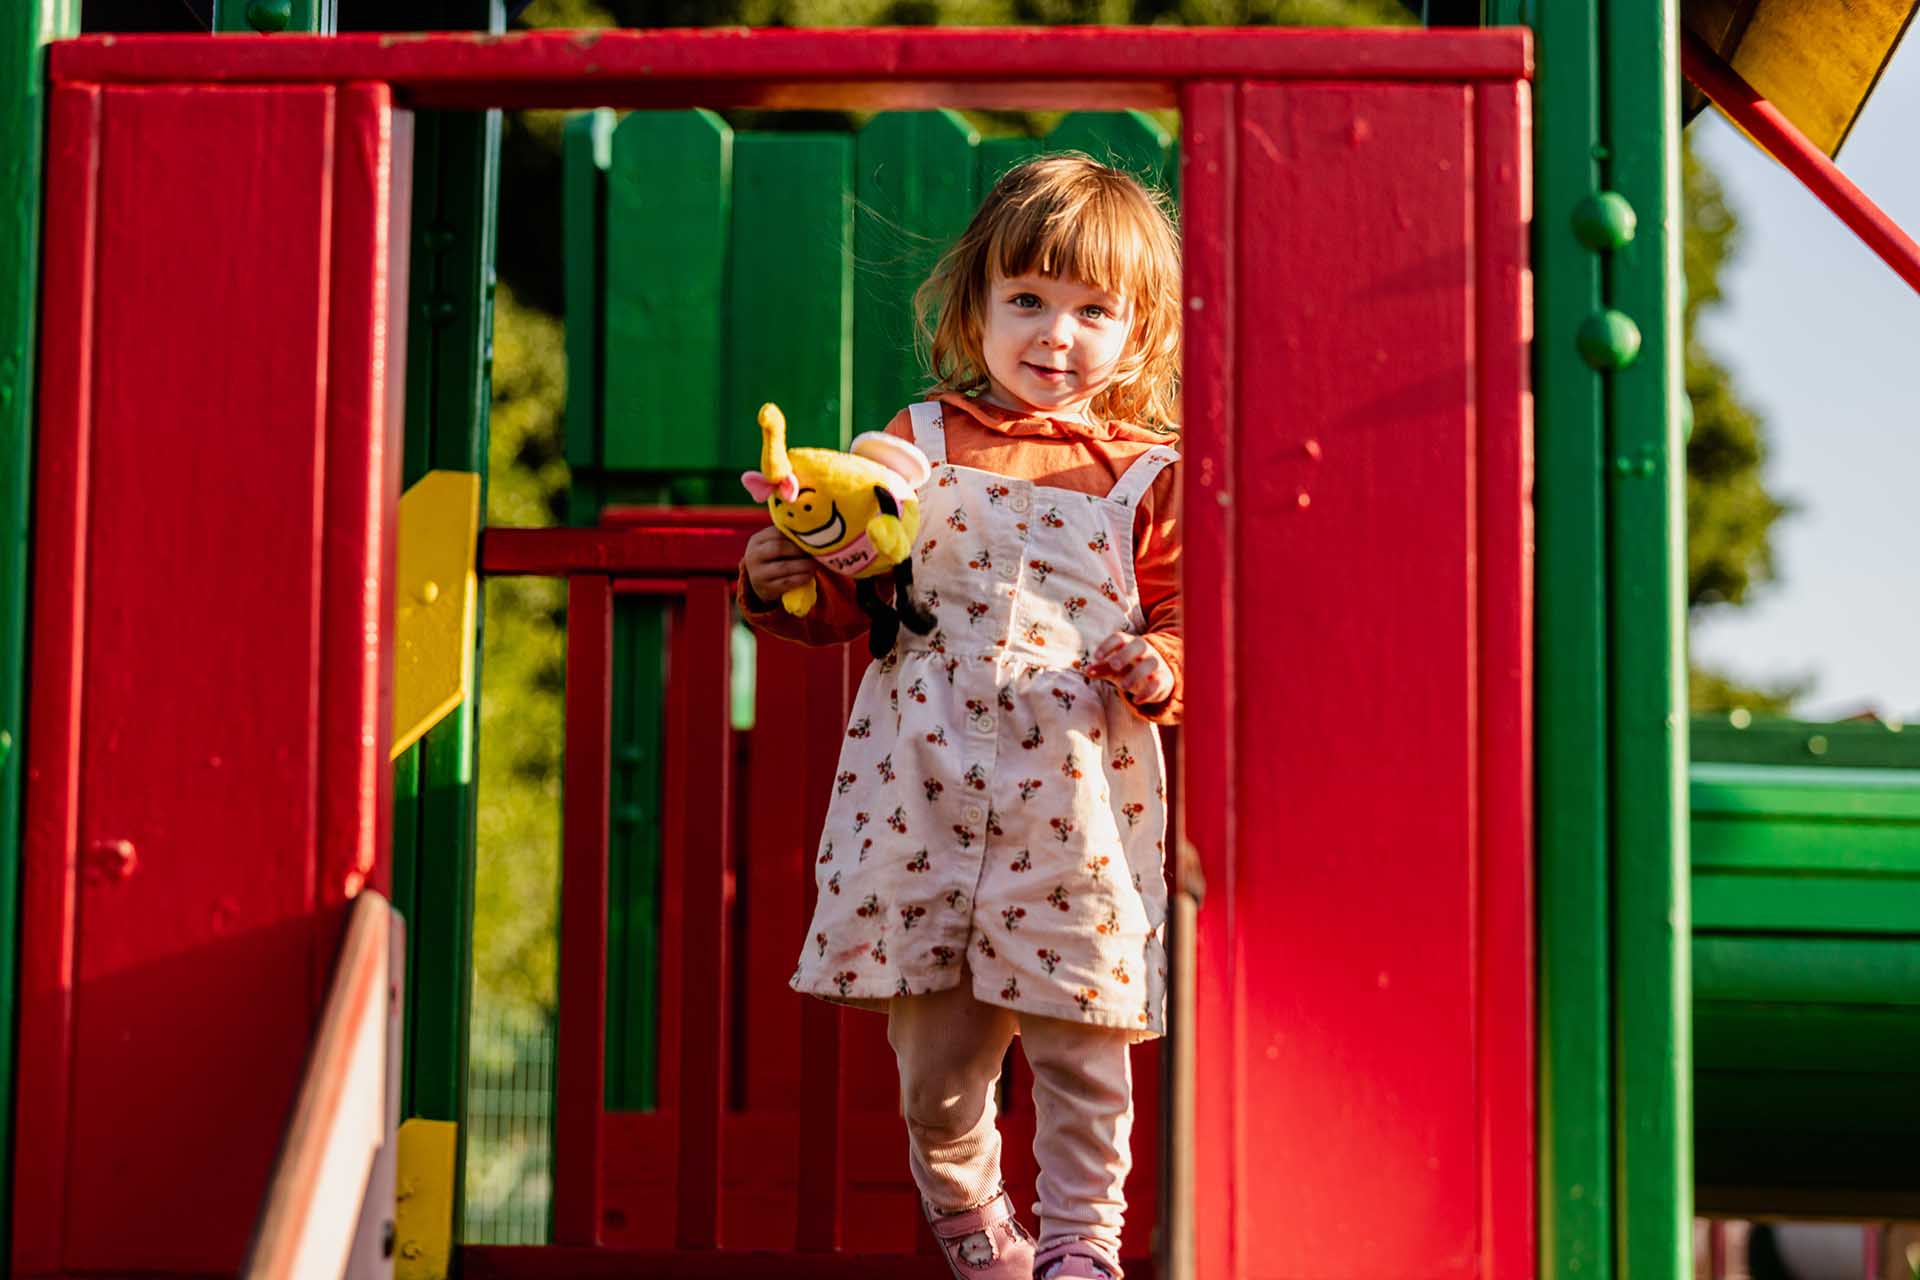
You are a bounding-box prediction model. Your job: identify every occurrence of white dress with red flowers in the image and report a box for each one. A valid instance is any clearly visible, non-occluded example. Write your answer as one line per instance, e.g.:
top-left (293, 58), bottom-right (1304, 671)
top-left (789, 402), bottom-right (1176, 1038)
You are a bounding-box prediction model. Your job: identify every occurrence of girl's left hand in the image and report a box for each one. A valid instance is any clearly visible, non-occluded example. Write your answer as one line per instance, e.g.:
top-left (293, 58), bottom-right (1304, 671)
top-left (1087, 632), bottom-right (1173, 708)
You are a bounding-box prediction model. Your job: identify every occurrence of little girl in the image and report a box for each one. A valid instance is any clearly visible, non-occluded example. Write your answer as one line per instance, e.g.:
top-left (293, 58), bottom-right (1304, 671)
top-left (739, 154), bottom-right (1182, 1280)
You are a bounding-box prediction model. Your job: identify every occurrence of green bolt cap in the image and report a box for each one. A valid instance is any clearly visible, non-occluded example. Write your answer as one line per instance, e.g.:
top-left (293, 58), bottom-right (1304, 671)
top-left (1572, 191), bottom-right (1637, 252)
top-left (246, 0), bottom-right (292, 32)
top-left (1679, 393), bottom-right (1695, 443)
top-left (1577, 310), bottom-right (1642, 371)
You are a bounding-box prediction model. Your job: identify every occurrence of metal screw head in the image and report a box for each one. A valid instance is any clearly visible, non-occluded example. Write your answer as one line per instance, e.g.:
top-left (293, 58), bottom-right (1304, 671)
top-left (1577, 310), bottom-right (1642, 372)
top-left (1572, 191), bottom-right (1638, 252)
top-left (245, 0), bottom-right (292, 31)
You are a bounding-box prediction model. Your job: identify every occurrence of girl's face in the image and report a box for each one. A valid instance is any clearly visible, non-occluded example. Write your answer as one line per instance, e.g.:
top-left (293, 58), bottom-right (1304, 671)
top-left (978, 272), bottom-right (1132, 421)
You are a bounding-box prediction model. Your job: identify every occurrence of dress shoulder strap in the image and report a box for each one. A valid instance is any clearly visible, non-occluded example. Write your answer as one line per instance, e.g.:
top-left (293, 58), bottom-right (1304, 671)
top-left (1105, 444), bottom-right (1179, 508)
top-left (906, 401), bottom-right (946, 464)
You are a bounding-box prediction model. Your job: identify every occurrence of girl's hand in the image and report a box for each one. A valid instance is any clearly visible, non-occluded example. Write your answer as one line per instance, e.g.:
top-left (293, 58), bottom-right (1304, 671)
top-left (743, 526), bottom-right (817, 606)
top-left (1087, 631), bottom-right (1173, 708)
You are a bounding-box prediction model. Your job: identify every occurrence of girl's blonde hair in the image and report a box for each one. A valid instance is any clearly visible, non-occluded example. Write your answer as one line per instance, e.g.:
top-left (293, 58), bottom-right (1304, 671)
top-left (914, 153), bottom-right (1181, 430)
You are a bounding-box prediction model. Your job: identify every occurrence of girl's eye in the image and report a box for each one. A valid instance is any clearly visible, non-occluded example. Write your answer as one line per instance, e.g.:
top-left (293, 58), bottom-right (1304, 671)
top-left (1081, 305), bottom-right (1109, 320)
top-left (1011, 293), bottom-right (1041, 309)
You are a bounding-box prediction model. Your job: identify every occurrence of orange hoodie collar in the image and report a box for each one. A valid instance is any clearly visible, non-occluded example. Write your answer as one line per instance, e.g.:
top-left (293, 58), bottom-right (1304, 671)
top-left (934, 391), bottom-right (1176, 445)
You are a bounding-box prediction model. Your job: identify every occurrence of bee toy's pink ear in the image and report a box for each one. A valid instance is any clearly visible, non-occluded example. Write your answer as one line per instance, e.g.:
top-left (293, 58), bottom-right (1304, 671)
top-left (741, 471), bottom-right (799, 503)
top-left (850, 432), bottom-right (932, 490)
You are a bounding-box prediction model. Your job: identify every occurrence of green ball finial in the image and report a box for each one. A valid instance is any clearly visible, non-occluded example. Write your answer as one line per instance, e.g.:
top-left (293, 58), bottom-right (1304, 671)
top-left (246, 0), bottom-right (292, 32)
top-left (1572, 191), bottom-right (1638, 252)
top-left (1577, 310), bottom-right (1642, 372)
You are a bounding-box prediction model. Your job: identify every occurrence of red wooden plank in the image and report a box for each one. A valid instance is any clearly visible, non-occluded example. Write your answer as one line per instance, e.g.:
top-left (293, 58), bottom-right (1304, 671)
top-left (316, 84), bottom-right (403, 957)
top-left (674, 578), bottom-right (734, 1249)
top-left (740, 637), bottom-right (808, 1116)
top-left (1233, 83), bottom-right (1479, 1280)
top-left (13, 81), bottom-right (101, 1280)
top-left (61, 84), bottom-right (338, 1276)
top-left (1175, 78), bottom-right (1238, 1280)
top-left (50, 29), bottom-right (1534, 111)
top-left (484, 520), bottom-right (758, 578)
top-left (1474, 80), bottom-right (1536, 1280)
top-left (556, 574), bottom-right (613, 1247)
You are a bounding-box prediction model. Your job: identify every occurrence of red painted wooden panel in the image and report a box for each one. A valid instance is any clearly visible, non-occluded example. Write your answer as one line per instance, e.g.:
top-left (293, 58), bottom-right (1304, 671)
top-left (557, 574), bottom-right (614, 1247)
top-left (51, 29), bottom-right (1534, 113)
top-left (1175, 79), bottom-right (1240, 1280)
top-left (1233, 82), bottom-right (1478, 1280)
top-left (1472, 81), bottom-right (1536, 1280)
top-left (61, 84), bottom-right (342, 1275)
top-left (1180, 78), bottom-right (1534, 1280)
top-left (13, 82), bottom-right (102, 1280)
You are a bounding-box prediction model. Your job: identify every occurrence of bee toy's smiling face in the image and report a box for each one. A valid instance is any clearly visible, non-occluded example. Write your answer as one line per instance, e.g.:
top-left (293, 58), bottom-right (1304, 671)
top-left (771, 483), bottom-right (882, 555)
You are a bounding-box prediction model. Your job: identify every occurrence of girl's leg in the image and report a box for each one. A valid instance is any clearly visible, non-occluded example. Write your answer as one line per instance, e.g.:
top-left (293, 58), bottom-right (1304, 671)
top-left (1018, 1015), bottom-right (1135, 1274)
top-left (887, 973), bottom-right (1020, 1211)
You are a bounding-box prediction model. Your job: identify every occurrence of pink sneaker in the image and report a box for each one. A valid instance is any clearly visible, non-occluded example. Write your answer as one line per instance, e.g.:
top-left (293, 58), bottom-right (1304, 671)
top-left (1034, 1241), bottom-right (1123, 1279)
top-left (922, 1189), bottom-right (1036, 1278)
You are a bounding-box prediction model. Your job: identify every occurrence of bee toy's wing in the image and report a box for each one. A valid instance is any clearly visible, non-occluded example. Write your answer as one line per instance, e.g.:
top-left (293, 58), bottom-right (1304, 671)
top-left (850, 432), bottom-right (932, 492)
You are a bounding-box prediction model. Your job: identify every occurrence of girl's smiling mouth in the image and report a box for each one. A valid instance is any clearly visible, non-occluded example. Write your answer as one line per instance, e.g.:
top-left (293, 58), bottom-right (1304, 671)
top-left (787, 504), bottom-right (848, 549)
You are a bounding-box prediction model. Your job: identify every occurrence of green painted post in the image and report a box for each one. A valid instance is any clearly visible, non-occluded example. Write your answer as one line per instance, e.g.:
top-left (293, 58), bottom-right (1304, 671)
top-left (213, 0), bottom-right (336, 34)
top-left (1489, 3), bottom-right (1618, 1278)
top-left (2, 5), bottom-right (81, 1261)
top-left (1602, 1), bottom-right (1692, 1272)
top-left (605, 598), bottom-right (668, 1111)
top-left (377, 4), bottom-right (505, 1251)
top-left (1485, 0), bottom-right (1691, 1274)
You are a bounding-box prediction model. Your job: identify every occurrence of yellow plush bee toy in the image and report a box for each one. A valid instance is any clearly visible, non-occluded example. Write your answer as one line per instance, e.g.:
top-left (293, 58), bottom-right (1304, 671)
top-left (741, 402), bottom-right (936, 657)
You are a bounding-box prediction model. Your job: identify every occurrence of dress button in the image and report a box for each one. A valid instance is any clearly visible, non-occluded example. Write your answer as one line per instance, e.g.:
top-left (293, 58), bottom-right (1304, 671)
top-left (962, 804), bottom-right (985, 825)
top-left (1009, 493), bottom-right (1031, 514)
top-left (979, 713), bottom-right (998, 733)
top-left (998, 561), bottom-right (1018, 582)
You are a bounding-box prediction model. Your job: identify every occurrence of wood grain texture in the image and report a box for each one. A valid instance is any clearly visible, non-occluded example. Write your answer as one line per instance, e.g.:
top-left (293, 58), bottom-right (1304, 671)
top-left (51, 29), bottom-right (1534, 111)
top-left (13, 79), bottom-right (98, 1280)
top-left (64, 84), bottom-right (337, 1275)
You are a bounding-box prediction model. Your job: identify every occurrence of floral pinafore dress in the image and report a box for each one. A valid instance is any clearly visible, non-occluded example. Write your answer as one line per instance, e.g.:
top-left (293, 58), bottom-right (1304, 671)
top-left (789, 401), bottom-right (1177, 1038)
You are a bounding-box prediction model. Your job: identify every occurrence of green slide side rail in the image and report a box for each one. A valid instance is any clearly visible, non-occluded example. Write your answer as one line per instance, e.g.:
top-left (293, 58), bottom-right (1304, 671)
top-left (1, 4), bottom-right (82, 1261)
top-left (563, 108), bottom-right (1175, 1112)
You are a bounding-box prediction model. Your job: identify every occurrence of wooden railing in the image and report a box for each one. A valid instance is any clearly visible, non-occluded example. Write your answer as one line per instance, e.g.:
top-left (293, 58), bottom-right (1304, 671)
top-left (244, 892), bottom-right (404, 1280)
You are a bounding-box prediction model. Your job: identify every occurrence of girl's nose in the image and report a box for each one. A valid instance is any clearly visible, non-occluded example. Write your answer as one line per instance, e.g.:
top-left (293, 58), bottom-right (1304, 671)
top-left (1037, 312), bottom-right (1074, 347)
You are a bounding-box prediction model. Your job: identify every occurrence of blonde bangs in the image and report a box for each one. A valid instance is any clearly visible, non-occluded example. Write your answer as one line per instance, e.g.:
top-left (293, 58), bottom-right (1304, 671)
top-left (914, 154), bottom-right (1182, 430)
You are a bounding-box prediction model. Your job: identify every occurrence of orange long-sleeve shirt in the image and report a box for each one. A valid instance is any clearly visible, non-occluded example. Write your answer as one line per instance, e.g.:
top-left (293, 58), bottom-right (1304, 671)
top-left (737, 392), bottom-right (1184, 724)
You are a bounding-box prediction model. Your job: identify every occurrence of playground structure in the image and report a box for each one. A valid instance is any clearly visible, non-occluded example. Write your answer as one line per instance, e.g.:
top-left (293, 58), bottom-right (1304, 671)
top-left (0, 4), bottom-right (1916, 1280)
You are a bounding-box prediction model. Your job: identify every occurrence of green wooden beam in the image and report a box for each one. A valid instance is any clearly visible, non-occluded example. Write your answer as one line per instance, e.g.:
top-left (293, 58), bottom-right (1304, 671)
top-left (1, 2), bottom-right (81, 1263)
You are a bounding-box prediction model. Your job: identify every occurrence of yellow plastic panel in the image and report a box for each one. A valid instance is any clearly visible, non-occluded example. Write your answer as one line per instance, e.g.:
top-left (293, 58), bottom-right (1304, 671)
top-left (394, 1118), bottom-right (458, 1280)
top-left (391, 471), bottom-right (480, 760)
top-left (1685, 0), bottom-right (1919, 155)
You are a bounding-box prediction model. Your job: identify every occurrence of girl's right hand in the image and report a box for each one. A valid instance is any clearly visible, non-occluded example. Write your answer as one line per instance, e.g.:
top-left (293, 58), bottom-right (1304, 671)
top-left (742, 525), bottom-right (818, 605)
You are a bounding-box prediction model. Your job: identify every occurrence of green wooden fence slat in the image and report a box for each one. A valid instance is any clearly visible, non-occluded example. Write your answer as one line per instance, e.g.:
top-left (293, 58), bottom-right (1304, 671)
top-left (2, 5), bottom-right (81, 1262)
top-left (1692, 820), bottom-right (1920, 874)
top-left (1694, 935), bottom-right (1920, 1006)
top-left (564, 109), bottom-right (614, 528)
top-left (605, 110), bottom-right (733, 473)
top-left (1044, 110), bottom-right (1175, 194)
top-left (852, 110), bottom-right (979, 434)
top-left (1696, 1002), bottom-right (1920, 1074)
top-left (606, 599), bottom-right (669, 1111)
top-left (1693, 870), bottom-right (1920, 934)
top-left (724, 132), bottom-right (854, 458)
top-left (978, 135), bottom-right (1042, 191)
top-left (1691, 764), bottom-right (1920, 821)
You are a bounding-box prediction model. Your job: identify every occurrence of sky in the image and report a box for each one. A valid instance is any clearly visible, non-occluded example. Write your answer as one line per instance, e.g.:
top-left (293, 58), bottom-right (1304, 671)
top-left (1685, 38), bottom-right (1920, 722)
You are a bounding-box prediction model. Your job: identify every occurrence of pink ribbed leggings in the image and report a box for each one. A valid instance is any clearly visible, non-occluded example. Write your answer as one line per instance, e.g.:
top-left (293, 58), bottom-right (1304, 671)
top-left (887, 973), bottom-right (1136, 1269)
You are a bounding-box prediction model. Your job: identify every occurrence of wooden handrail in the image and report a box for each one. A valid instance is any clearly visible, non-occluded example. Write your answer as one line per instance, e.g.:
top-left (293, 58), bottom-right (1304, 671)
top-left (245, 892), bottom-right (403, 1280)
